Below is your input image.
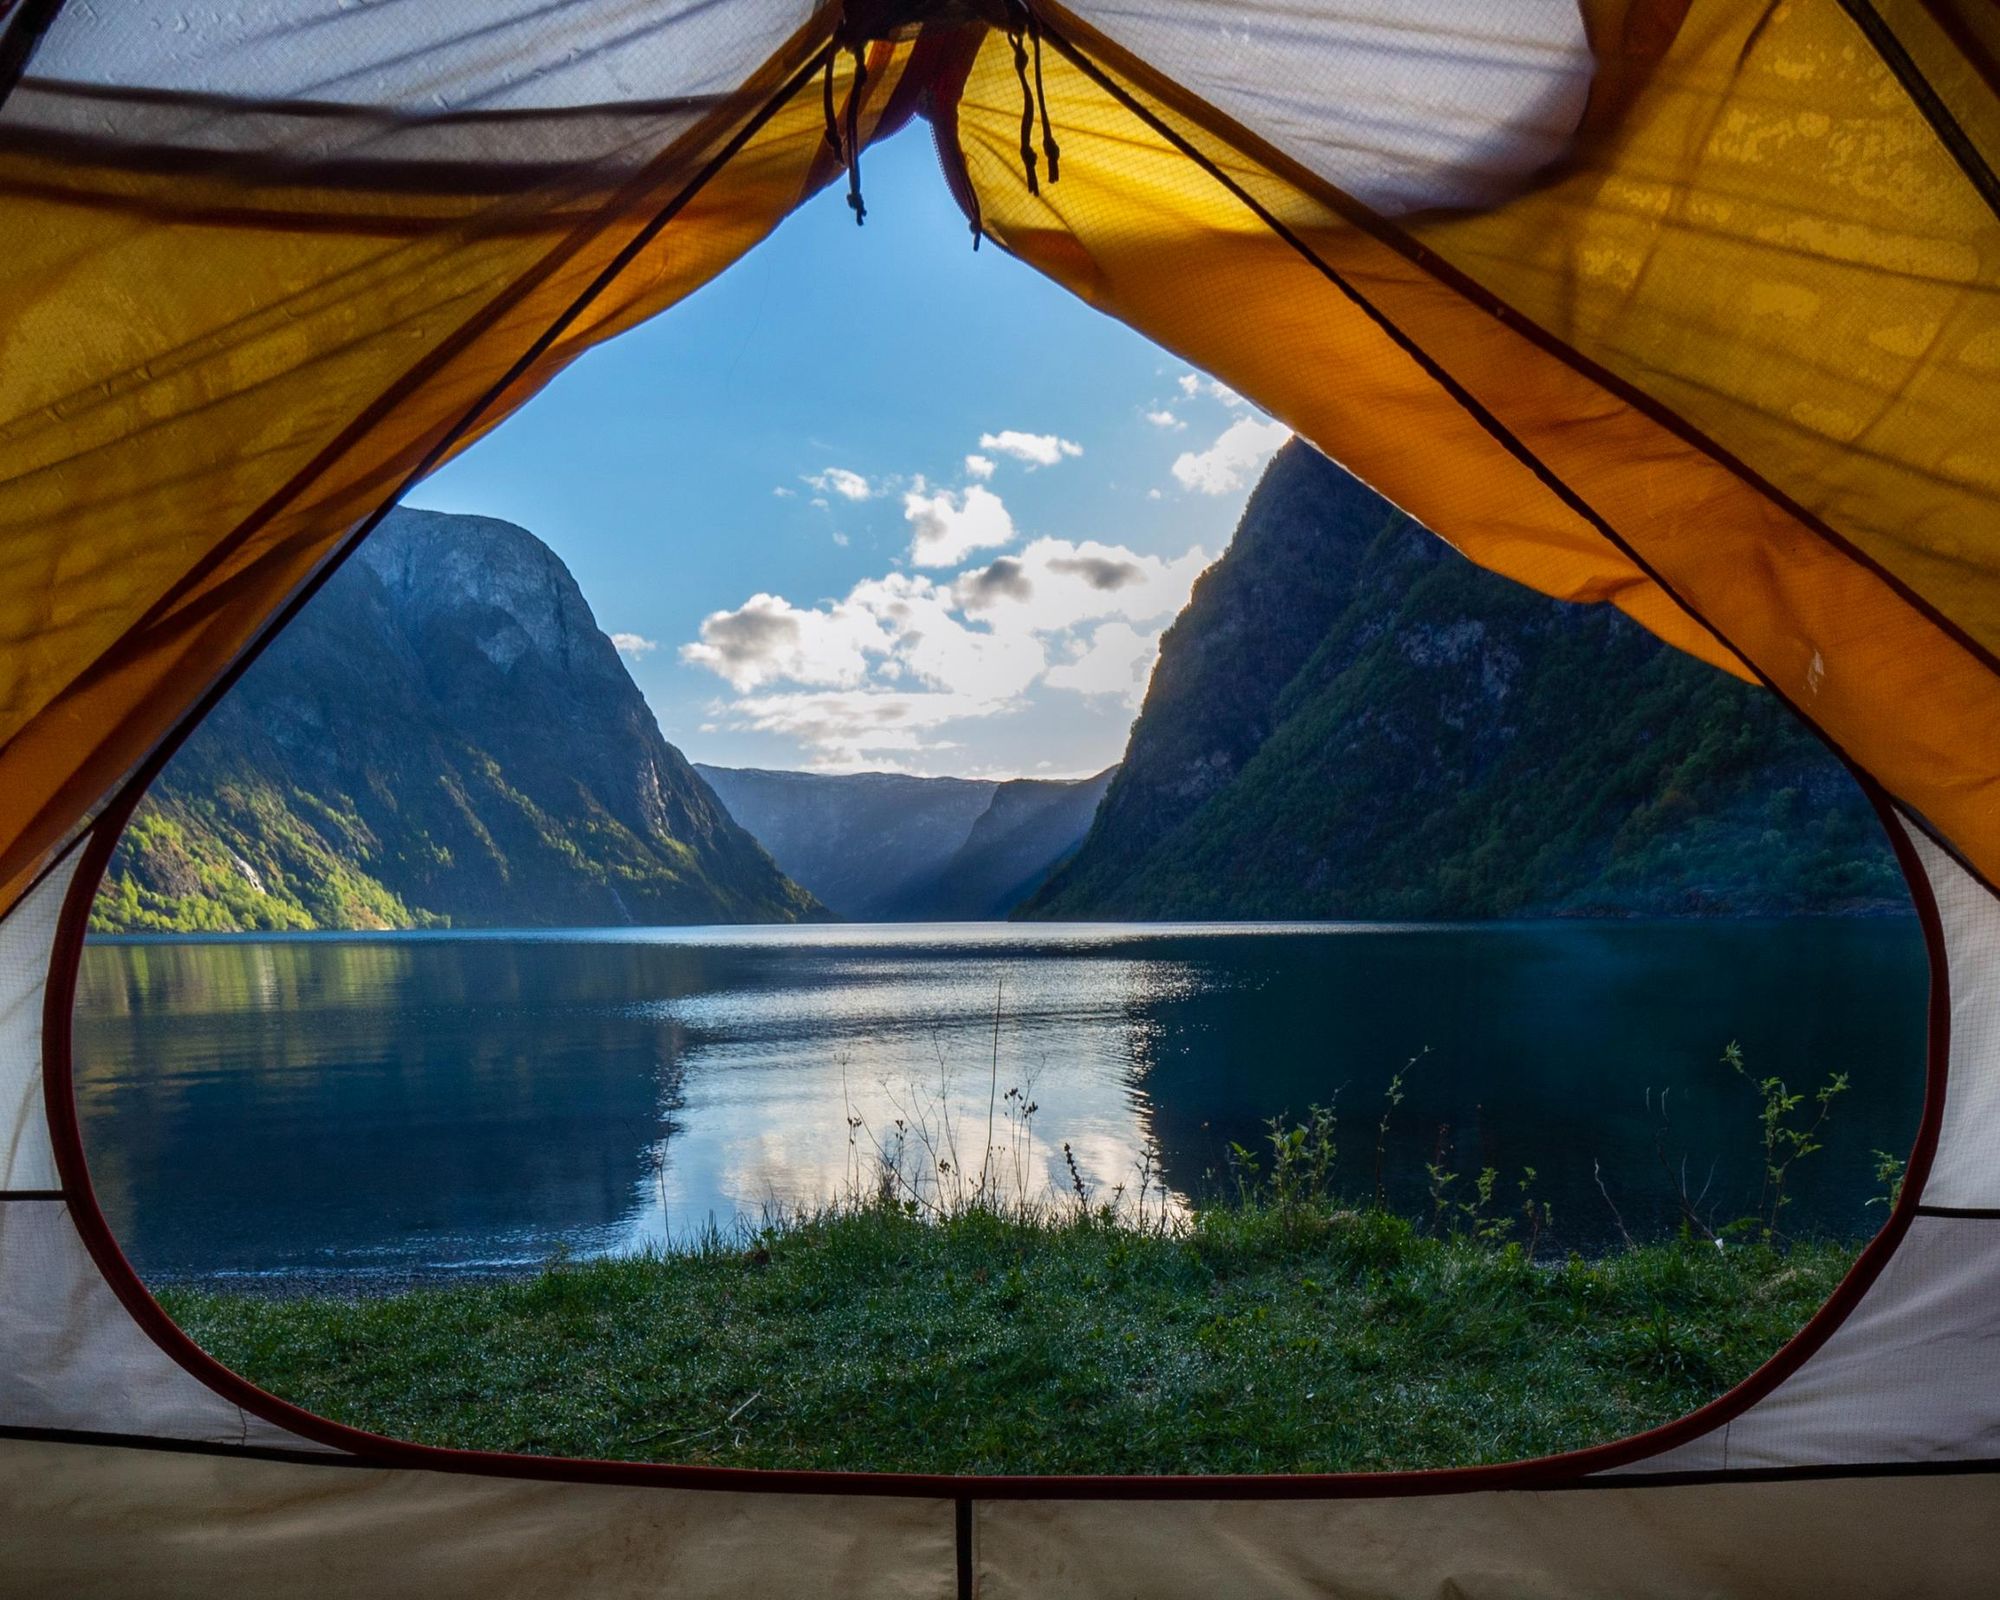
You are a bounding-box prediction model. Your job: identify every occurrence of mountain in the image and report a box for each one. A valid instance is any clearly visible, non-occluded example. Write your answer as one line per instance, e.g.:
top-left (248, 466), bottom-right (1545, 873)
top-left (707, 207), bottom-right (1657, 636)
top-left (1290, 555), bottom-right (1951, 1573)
top-left (92, 509), bottom-right (824, 932)
top-left (695, 765), bottom-right (1113, 921)
top-left (917, 771), bottom-right (1117, 920)
top-left (1023, 440), bottom-right (1902, 921)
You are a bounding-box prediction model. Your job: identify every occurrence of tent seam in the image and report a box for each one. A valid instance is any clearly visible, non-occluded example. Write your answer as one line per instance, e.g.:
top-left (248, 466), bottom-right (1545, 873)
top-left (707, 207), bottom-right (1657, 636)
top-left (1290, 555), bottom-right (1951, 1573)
top-left (1833, 0), bottom-right (2000, 221)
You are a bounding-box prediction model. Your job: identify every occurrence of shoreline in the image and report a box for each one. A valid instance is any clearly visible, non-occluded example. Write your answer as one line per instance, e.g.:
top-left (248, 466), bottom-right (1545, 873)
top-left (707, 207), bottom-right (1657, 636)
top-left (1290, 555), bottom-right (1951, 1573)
top-left (158, 1206), bottom-right (1860, 1475)
top-left (84, 906), bottom-right (1923, 943)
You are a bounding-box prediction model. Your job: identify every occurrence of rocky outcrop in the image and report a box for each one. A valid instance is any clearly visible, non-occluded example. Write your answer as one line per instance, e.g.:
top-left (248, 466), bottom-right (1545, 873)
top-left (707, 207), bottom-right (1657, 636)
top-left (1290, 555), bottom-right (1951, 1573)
top-left (94, 509), bottom-right (824, 932)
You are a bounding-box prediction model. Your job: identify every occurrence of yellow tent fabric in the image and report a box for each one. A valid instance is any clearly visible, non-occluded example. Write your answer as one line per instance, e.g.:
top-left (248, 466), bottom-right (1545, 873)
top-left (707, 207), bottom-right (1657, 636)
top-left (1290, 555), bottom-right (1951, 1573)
top-left (1, 0), bottom-right (1994, 931)
top-left (0, 10), bottom-right (914, 915)
top-left (952, 0), bottom-right (2000, 893)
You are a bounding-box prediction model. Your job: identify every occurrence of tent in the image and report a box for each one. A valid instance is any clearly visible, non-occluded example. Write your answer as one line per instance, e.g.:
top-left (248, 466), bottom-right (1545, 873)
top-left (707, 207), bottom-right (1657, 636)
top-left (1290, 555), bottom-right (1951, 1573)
top-left (1, 0), bottom-right (1996, 1591)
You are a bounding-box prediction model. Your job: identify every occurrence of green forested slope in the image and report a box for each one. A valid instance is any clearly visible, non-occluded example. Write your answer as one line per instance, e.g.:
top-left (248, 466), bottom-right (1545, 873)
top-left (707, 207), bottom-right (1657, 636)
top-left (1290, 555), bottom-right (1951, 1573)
top-left (1024, 441), bottom-right (1899, 921)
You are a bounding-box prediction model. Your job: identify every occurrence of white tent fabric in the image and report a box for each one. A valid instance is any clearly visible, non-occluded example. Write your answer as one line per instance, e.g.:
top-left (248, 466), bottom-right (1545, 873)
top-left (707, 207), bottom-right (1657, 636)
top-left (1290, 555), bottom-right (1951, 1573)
top-left (0, 855), bottom-right (326, 1449)
top-left (26, 0), bottom-right (822, 106)
top-left (1910, 831), bottom-right (2000, 1211)
top-left (0, 852), bottom-right (68, 1195)
top-left (1056, 0), bottom-right (1596, 211)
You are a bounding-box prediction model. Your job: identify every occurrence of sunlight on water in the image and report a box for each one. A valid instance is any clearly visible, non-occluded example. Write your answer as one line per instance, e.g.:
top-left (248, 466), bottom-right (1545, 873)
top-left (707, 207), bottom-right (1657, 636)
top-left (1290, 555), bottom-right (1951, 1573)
top-left (615, 952), bottom-right (1203, 1252)
top-left (74, 919), bottom-right (1927, 1285)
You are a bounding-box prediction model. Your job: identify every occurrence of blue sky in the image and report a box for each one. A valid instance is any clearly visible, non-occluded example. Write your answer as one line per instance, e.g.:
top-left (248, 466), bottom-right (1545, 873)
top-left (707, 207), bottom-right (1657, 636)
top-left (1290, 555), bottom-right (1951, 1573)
top-left (411, 125), bottom-right (1290, 779)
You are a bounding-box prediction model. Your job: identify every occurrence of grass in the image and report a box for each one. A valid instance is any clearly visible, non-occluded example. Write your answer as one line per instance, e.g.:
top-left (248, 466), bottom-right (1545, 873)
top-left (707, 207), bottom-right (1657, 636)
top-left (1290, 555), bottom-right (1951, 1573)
top-left (160, 1204), bottom-right (1853, 1475)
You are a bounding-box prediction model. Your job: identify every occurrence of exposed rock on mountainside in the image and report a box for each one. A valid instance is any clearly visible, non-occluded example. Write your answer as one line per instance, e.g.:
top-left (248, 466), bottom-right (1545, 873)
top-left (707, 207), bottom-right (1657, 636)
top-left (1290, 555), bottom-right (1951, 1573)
top-left (93, 509), bottom-right (824, 932)
top-left (695, 766), bottom-right (1114, 921)
top-left (1022, 441), bottom-right (1901, 921)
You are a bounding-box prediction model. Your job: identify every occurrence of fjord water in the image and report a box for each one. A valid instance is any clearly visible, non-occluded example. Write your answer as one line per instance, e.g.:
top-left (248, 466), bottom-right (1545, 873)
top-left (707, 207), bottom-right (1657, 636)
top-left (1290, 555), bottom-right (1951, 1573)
top-left (75, 920), bottom-right (1926, 1285)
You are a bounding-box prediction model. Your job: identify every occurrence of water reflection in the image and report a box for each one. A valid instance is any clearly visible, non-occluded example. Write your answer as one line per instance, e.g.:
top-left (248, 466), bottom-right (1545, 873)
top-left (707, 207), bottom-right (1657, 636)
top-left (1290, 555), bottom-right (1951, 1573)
top-left (73, 920), bottom-right (1927, 1284)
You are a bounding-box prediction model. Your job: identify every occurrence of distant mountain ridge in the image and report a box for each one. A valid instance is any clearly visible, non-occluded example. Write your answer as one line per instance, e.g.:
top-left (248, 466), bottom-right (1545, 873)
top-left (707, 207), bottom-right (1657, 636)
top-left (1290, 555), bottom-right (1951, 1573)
top-left (1023, 441), bottom-right (1902, 921)
top-left (929, 773), bottom-right (1118, 920)
top-left (93, 508), bottom-right (824, 932)
top-left (696, 765), bottom-right (1114, 921)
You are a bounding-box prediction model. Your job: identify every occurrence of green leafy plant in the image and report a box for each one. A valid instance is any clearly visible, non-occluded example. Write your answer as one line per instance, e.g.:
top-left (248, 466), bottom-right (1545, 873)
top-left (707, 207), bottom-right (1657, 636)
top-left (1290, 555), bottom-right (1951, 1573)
top-left (1721, 1041), bottom-right (1849, 1242)
top-left (1373, 1047), bottom-right (1428, 1209)
top-left (1425, 1125), bottom-right (1459, 1237)
top-left (1517, 1168), bottom-right (1550, 1263)
top-left (1265, 1098), bottom-right (1340, 1215)
top-left (1868, 1150), bottom-right (1907, 1213)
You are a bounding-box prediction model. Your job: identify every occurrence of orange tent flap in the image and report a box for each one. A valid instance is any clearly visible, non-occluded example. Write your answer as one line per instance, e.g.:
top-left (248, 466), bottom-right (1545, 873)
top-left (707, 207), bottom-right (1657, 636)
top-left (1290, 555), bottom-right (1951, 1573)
top-left (0, 29), bottom-right (919, 917)
top-left (936, 7), bottom-right (2000, 887)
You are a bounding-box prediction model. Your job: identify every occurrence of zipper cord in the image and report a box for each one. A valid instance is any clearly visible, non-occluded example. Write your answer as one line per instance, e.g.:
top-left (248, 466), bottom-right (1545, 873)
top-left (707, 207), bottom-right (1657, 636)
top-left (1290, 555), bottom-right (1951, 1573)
top-left (823, 38), bottom-right (869, 225)
top-left (831, 1), bottom-right (1057, 235)
top-left (1027, 11), bottom-right (1060, 184)
top-left (1006, 13), bottom-right (1040, 195)
top-left (845, 41), bottom-right (869, 224)
top-left (1004, 1), bottom-right (1061, 197)
top-left (822, 45), bottom-right (842, 162)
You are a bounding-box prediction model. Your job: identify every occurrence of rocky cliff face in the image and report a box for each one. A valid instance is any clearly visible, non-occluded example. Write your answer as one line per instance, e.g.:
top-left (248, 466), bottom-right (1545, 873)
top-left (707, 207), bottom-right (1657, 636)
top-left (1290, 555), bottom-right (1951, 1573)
top-left (1024, 441), bottom-right (1902, 921)
top-left (93, 508), bottom-right (824, 932)
top-left (695, 766), bottom-right (1113, 921)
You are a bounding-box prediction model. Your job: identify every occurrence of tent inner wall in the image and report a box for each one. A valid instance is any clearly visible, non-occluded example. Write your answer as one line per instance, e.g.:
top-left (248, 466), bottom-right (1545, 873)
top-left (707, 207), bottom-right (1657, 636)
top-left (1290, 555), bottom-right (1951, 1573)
top-left (0, 852), bottom-right (324, 1449)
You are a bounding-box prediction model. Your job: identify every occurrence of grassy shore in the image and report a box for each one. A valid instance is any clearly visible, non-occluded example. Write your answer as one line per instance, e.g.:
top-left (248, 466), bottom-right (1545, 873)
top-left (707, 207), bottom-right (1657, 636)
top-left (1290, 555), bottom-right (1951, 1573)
top-left (161, 1205), bottom-right (1852, 1475)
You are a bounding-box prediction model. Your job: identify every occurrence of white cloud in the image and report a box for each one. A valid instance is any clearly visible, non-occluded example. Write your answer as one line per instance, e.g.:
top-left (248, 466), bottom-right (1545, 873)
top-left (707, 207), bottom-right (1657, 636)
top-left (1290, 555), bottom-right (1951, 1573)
top-left (718, 688), bottom-right (988, 770)
top-left (610, 633), bottom-right (658, 657)
top-left (1173, 372), bottom-right (1247, 408)
top-left (1172, 416), bottom-right (1291, 495)
top-left (978, 430), bottom-right (1083, 468)
top-left (963, 453), bottom-right (996, 480)
top-left (680, 592), bottom-right (894, 692)
top-left (683, 537), bottom-right (1209, 765)
top-left (1147, 488), bottom-right (1164, 501)
top-left (772, 486), bottom-right (796, 499)
top-left (806, 466), bottom-right (872, 502)
top-left (1045, 621), bottom-right (1160, 706)
top-left (953, 538), bottom-right (1209, 636)
top-left (685, 573), bottom-right (1039, 704)
top-left (1144, 409), bottom-right (1183, 430)
top-left (831, 530), bottom-right (850, 548)
top-left (904, 483), bottom-right (1016, 567)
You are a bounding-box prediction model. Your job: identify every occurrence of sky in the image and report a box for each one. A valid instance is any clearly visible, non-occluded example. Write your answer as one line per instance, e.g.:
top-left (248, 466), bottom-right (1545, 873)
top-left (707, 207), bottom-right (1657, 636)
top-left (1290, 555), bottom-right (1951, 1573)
top-left (410, 125), bottom-right (1291, 780)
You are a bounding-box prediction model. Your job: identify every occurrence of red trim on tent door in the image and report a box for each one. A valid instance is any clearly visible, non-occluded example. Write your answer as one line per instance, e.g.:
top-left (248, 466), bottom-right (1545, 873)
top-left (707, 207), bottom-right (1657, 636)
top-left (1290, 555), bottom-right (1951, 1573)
top-left (34, 768), bottom-right (1955, 1500)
